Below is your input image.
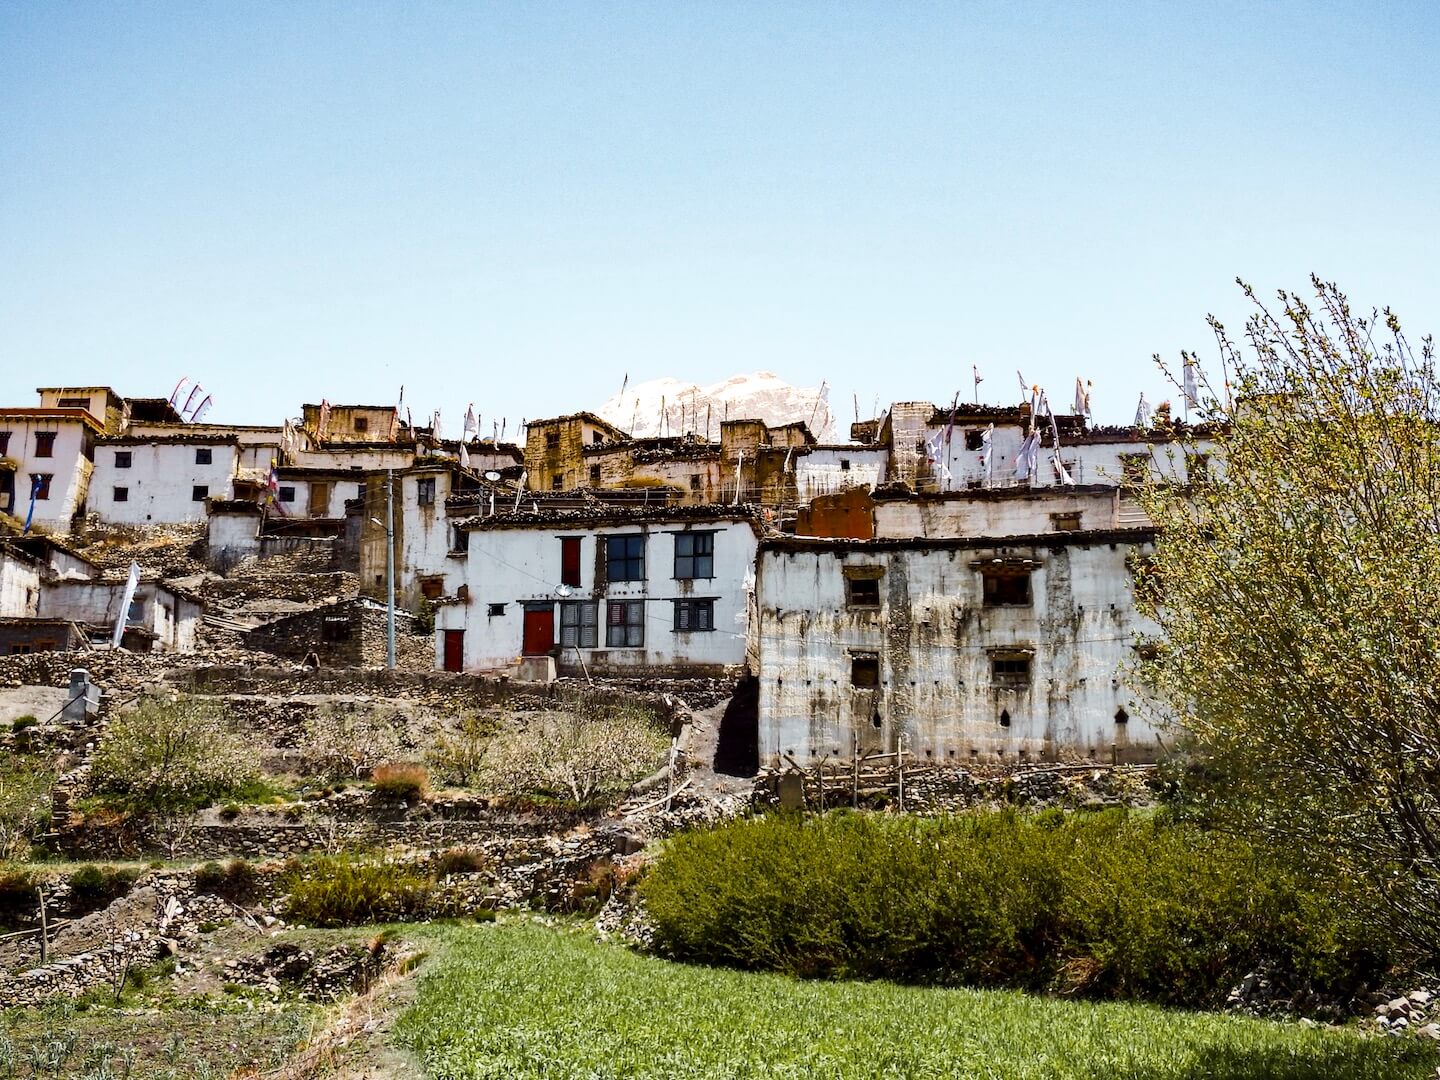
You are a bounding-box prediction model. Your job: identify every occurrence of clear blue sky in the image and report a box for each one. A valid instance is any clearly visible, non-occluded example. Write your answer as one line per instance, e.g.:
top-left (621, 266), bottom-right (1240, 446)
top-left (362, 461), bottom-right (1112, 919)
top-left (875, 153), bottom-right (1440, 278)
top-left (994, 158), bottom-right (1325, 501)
top-left (2, 2), bottom-right (1435, 428)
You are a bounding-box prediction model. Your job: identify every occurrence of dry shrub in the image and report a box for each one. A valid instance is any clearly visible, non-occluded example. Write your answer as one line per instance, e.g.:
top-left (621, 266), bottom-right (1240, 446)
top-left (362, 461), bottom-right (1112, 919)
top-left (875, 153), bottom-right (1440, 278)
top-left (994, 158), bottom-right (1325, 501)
top-left (371, 763), bottom-right (429, 805)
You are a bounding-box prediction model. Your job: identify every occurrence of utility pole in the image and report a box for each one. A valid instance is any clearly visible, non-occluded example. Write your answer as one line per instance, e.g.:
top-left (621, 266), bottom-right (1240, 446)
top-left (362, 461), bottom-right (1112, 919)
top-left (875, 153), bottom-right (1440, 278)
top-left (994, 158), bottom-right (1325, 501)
top-left (385, 470), bottom-right (396, 670)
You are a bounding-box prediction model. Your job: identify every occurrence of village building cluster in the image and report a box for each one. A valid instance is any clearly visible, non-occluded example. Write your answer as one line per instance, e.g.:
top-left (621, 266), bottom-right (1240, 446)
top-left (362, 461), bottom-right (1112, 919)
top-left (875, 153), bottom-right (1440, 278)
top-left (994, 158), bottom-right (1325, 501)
top-left (0, 382), bottom-right (1215, 768)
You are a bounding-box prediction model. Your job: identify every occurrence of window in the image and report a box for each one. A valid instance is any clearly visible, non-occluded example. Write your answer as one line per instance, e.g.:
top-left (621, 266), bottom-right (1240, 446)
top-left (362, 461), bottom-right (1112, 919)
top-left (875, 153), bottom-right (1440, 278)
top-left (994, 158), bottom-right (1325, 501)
top-left (0, 432), bottom-right (9, 454)
top-left (195, 448), bottom-right (212, 465)
top-left (487, 603), bottom-right (506, 617)
top-left (981, 566), bottom-right (1032, 606)
top-left (354, 417), bottom-right (369, 433)
top-left (114, 451), bottom-right (132, 469)
top-left (674, 532), bottom-right (714, 580)
top-left (992, 656), bottom-right (1032, 685)
top-left (451, 525), bottom-right (469, 552)
top-left (192, 485), bottom-right (209, 501)
top-left (551, 475), bottom-right (563, 491)
top-left (58, 396), bottom-right (88, 408)
top-left (278, 486), bottom-right (296, 503)
top-left (1187, 452), bottom-right (1211, 484)
top-left (689, 474), bottom-right (702, 491)
top-left (850, 653), bottom-right (880, 687)
top-left (416, 478), bottom-right (436, 505)
top-left (965, 429), bottom-right (986, 450)
top-left (560, 601), bottom-right (599, 647)
top-left (358, 484), bottom-right (366, 501)
top-left (1050, 511), bottom-right (1082, 532)
top-left (589, 464), bottom-right (601, 484)
top-left (560, 537), bottom-right (582, 586)
top-left (1120, 453), bottom-right (1149, 485)
top-left (1114, 707), bottom-right (1129, 724)
top-left (34, 432), bottom-right (56, 458)
top-left (674, 598), bottom-right (714, 632)
top-left (321, 616), bottom-right (352, 642)
top-left (30, 474), bottom-right (51, 500)
top-left (113, 486), bottom-right (129, 502)
top-left (420, 577), bottom-right (444, 600)
top-left (592, 431), bottom-right (605, 445)
top-left (607, 535), bottom-right (645, 582)
top-left (839, 459), bottom-right (851, 471)
top-left (544, 432), bottom-right (560, 449)
top-left (844, 569), bottom-right (883, 608)
top-left (914, 438), bottom-right (926, 452)
top-left (606, 600), bottom-right (645, 647)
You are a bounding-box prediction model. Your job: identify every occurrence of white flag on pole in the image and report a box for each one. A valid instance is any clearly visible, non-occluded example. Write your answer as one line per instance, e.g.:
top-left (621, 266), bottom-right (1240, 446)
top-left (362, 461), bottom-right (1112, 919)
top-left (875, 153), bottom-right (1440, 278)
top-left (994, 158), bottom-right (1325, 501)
top-left (1134, 393), bottom-right (1152, 428)
top-left (111, 562), bottom-right (141, 649)
top-left (1183, 358), bottom-right (1199, 410)
top-left (463, 403), bottom-right (478, 440)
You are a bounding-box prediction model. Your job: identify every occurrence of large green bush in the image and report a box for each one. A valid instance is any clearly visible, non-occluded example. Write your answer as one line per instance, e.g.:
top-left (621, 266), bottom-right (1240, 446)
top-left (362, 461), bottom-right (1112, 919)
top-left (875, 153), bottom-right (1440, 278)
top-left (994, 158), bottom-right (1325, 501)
top-left (641, 810), bottom-right (1391, 1007)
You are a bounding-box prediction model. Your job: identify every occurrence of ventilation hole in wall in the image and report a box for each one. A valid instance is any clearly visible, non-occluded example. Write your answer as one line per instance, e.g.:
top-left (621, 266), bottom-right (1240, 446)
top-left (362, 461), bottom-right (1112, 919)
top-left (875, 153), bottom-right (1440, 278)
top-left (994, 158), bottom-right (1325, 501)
top-left (924, 749), bottom-right (932, 757)
top-left (969, 748), bottom-right (978, 757)
top-left (999, 709), bottom-right (1011, 728)
top-left (871, 709), bottom-right (883, 730)
top-left (1114, 707), bottom-right (1129, 724)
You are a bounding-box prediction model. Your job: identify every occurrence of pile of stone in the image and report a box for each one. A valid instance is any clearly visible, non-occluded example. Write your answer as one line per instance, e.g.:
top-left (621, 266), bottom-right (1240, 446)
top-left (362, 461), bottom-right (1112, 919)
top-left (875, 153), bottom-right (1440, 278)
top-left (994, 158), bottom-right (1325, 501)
top-left (223, 939), bottom-right (387, 1001)
top-left (1371, 989), bottom-right (1440, 1039)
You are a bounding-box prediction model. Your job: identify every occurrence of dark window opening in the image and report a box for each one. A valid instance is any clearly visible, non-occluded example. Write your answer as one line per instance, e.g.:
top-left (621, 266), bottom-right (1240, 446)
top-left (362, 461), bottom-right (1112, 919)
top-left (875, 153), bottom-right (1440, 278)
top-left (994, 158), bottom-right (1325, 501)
top-left (965, 429), bottom-right (986, 451)
top-left (1114, 707), bottom-right (1129, 724)
top-left (560, 601), bottom-right (599, 648)
top-left (845, 575), bottom-right (882, 608)
top-left (57, 396), bottom-right (88, 409)
top-left (416, 478), bottom-right (436, 505)
top-left (1120, 454), bottom-right (1149, 485)
top-left (999, 709), bottom-right (1011, 727)
top-left (321, 617), bottom-right (352, 642)
top-left (487, 602), bottom-right (506, 617)
top-left (278, 486), bottom-right (296, 503)
top-left (420, 577), bottom-right (444, 600)
top-left (674, 598), bottom-right (715, 632)
top-left (192, 485), bottom-right (208, 501)
top-left (34, 432), bottom-right (56, 458)
top-left (982, 570), bottom-right (1032, 606)
top-left (606, 600), bottom-right (645, 647)
top-left (589, 464), bottom-right (601, 484)
top-left (195, 448), bottom-right (212, 465)
top-left (354, 417), bottom-right (369, 433)
top-left (114, 451), bottom-right (132, 469)
top-left (544, 432), bottom-right (560, 449)
top-left (451, 525), bottom-right (469, 552)
top-left (551, 475), bottom-right (563, 490)
top-left (839, 459), bottom-right (851, 471)
top-left (560, 536), bottom-right (582, 587)
top-left (31, 474), bottom-right (52, 500)
top-left (851, 653), bottom-right (880, 687)
top-left (689, 474), bottom-right (702, 491)
top-left (607, 535), bottom-right (645, 582)
top-left (113, 486), bottom-right (128, 502)
top-left (674, 532), bottom-right (714, 580)
top-left (592, 430), bottom-right (604, 445)
top-left (0, 432), bottom-right (9, 455)
top-left (992, 655), bottom-right (1032, 687)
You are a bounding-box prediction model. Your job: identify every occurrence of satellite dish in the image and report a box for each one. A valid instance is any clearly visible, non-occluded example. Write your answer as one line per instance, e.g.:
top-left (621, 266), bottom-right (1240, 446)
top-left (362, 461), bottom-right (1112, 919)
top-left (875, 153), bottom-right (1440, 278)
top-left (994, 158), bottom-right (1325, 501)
top-left (555, 584), bottom-right (574, 598)
top-left (484, 471), bottom-right (502, 481)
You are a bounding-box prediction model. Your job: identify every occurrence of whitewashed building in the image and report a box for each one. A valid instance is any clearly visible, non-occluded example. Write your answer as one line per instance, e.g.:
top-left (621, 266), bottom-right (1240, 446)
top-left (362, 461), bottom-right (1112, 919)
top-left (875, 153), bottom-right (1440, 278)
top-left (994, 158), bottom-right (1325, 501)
top-left (0, 408), bottom-right (104, 532)
top-left (434, 507), bottom-right (761, 675)
top-left (753, 529), bottom-right (1161, 767)
top-left (38, 576), bottom-right (202, 652)
top-left (89, 436), bottom-right (241, 525)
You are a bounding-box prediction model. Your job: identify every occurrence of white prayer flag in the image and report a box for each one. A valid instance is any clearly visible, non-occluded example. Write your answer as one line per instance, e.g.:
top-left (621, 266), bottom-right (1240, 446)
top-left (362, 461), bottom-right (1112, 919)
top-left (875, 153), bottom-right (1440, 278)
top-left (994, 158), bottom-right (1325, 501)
top-left (1183, 358), bottom-right (1199, 410)
top-left (463, 403), bottom-right (478, 440)
top-left (1134, 393), bottom-right (1151, 428)
top-left (111, 562), bottom-right (141, 649)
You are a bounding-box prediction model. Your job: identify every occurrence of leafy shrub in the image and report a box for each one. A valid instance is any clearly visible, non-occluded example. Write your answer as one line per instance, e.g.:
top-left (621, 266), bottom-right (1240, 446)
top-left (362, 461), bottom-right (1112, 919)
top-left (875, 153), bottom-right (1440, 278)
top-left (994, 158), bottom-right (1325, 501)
top-left (371, 763), bottom-right (429, 804)
top-left (67, 864), bottom-right (139, 915)
top-left (10, 716), bottom-right (37, 733)
top-left (641, 810), bottom-right (1392, 1007)
top-left (283, 856), bottom-right (437, 927)
top-left (425, 712), bottom-right (495, 788)
top-left (193, 858), bottom-right (257, 901)
top-left (0, 759), bottom-right (53, 860)
top-left (89, 695), bottom-right (258, 813)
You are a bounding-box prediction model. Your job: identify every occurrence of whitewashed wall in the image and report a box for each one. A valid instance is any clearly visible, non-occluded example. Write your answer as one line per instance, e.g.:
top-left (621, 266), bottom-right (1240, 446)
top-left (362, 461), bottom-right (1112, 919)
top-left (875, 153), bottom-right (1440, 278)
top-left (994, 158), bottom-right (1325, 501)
top-left (872, 488), bottom-right (1147, 539)
top-left (0, 551), bottom-right (42, 618)
top-left (755, 534), bottom-right (1161, 766)
top-left (38, 580), bottom-right (199, 652)
top-left (275, 475), bottom-right (369, 519)
top-left (436, 518), bottom-right (758, 673)
top-left (795, 448), bottom-right (888, 500)
top-left (90, 443), bottom-right (239, 524)
top-left (0, 417), bottom-right (93, 531)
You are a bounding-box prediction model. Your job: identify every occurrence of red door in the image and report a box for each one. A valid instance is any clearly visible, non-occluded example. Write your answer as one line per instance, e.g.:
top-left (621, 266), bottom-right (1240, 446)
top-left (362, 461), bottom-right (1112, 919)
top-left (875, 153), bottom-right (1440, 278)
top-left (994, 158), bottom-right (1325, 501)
top-left (442, 630), bottom-right (464, 672)
top-left (522, 605), bottom-right (554, 656)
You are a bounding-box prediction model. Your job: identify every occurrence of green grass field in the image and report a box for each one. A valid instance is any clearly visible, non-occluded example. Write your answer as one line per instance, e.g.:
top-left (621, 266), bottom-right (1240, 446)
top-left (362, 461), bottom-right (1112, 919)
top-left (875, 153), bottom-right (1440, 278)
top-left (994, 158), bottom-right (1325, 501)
top-left (396, 920), bottom-right (1438, 1080)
